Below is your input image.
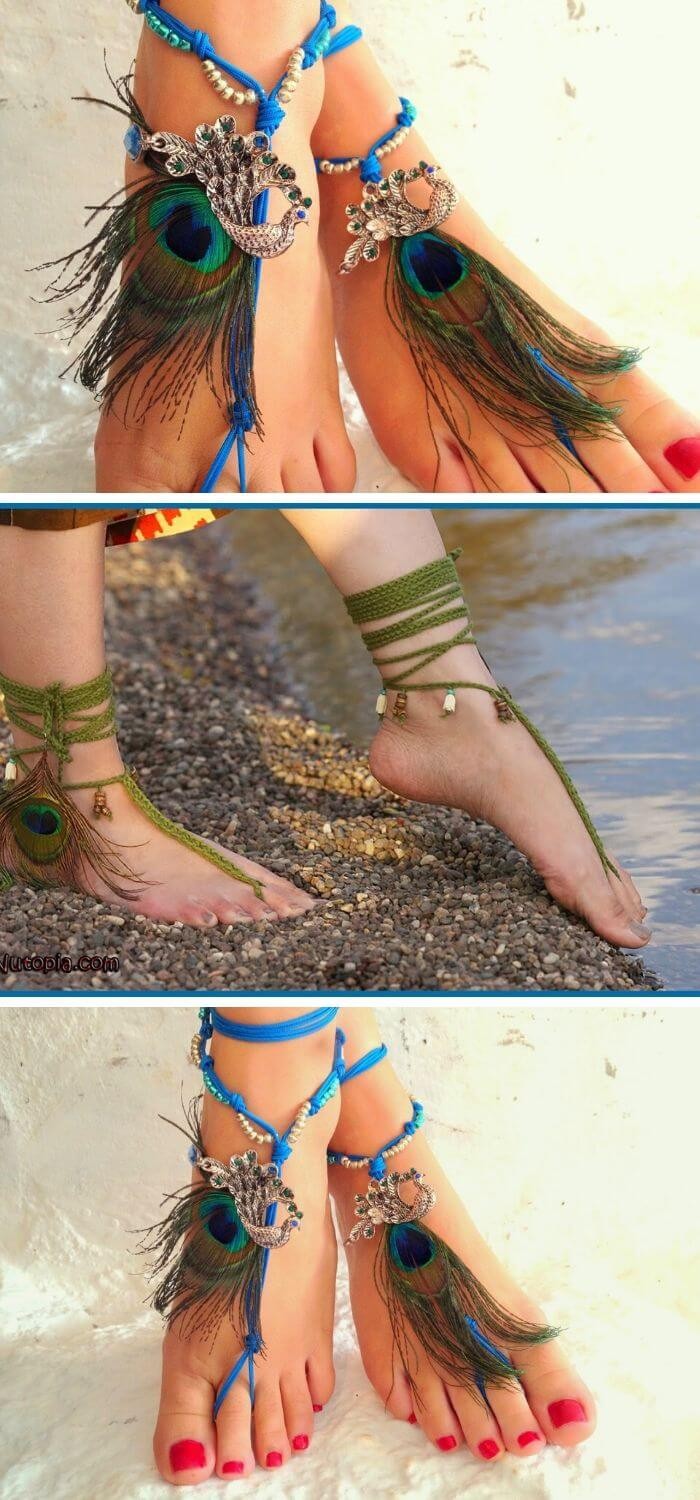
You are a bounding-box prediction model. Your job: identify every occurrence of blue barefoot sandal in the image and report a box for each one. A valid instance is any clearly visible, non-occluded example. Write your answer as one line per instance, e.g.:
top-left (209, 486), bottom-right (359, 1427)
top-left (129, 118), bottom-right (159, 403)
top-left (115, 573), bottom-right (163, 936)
top-left (329, 1040), bottom-right (559, 1405)
top-left (143, 1007), bottom-right (342, 1416)
top-left (40, 0), bottom-right (337, 494)
top-left (319, 24), bottom-right (641, 484)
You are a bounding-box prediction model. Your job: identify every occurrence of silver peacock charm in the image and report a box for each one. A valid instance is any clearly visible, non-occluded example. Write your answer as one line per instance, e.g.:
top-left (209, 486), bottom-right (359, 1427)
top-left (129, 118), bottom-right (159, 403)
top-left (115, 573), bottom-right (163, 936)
top-left (341, 162), bottom-right (458, 273)
top-left (348, 1167), bottom-right (437, 1243)
top-left (195, 1147), bottom-right (303, 1248)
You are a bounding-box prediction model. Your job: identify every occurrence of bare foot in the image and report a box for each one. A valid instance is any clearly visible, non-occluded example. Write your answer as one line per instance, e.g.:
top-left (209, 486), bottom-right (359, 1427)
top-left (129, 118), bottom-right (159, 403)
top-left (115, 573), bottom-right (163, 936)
top-left (153, 1019), bottom-right (339, 1482)
top-left (313, 15), bottom-right (700, 493)
top-left (91, 3), bottom-right (355, 494)
top-left (330, 1026), bottom-right (597, 1462)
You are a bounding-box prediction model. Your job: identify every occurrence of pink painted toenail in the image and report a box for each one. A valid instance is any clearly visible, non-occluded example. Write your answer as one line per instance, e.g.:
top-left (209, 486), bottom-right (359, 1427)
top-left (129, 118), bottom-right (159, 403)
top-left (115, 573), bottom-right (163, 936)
top-left (664, 437), bottom-right (700, 479)
top-left (408, 1413), bottom-right (417, 1424)
top-left (549, 1399), bottom-right (587, 1428)
top-left (312, 1404), bottom-right (323, 1413)
top-left (518, 1431), bottom-right (540, 1448)
top-left (222, 1461), bottom-right (245, 1474)
top-left (292, 1435), bottom-right (309, 1451)
top-left (437, 1435), bottom-right (457, 1451)
top-left (170, 1439), bottom-right (206, 1472)
top-left (266, 1452), bottom-right (283, 1468)
top-left (479, 1439), bottom-right (500, 1459)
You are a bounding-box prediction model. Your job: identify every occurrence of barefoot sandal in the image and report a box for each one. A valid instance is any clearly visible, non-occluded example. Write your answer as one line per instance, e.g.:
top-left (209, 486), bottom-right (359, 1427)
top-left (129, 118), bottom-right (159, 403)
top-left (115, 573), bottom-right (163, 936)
top-left (344, 549), bottom-right (619, 879)
top-left (0, 668), bottom-right (265, 900)
top-left (329, 1041), bottom-right (558, 1405)
top-left (40, 1), bottom-right (337, 494)
top-left (143, 1006), bottom-right (343, 1415)
top-left (319, 28), bottom-right (640, 480)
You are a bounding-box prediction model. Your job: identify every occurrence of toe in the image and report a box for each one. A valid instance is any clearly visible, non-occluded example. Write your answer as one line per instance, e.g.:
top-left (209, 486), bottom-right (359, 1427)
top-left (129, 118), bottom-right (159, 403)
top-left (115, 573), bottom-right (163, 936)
top-left (313, 423), bottom-right (357, 493)
top-left (598, 366), bottom-right (700, 491)
top-left (305, 1350), bottom-right (335, 1414)
top-left (153, 1349), bottom-right (216, 1486)
top-left (179, 899), bottom-right (219, 929)
top-left (485, 1382), bottom-right (545, 1457)
top-left (214, 1380), bottom-right (255, 1479)
top-left (519, 1348), bottom-right (597, 1449)
top-left (407, 1362), bottom-right (463, 1452)
top-left (362, 1341), bottom-right (414, 1422)
top-left (574, 429), bottom-right (662, 493)
top-left (447, 1383), bottom-right (503, 1462)
top-left (281, 1370), bottom-right (315, 1454)
top-left (251, 1377), bottom-right (291, 1470)
top-left (545, 859), bottom-right (651, 949)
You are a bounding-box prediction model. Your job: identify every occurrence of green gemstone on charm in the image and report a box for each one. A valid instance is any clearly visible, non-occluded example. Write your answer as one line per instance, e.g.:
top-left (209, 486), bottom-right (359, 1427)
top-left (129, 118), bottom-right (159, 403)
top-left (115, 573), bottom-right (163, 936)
top-left (302, 197), bottom-right (313, 208)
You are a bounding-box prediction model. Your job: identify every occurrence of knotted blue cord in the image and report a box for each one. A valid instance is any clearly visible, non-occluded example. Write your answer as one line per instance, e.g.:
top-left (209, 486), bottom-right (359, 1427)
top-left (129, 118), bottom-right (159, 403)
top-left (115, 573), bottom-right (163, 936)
top-left (133, 0), bottom-right (336, 492)
top-left (193, 1005), bottom-right (345, 1414)
top-left (314, 97), bottom-right (417, 183)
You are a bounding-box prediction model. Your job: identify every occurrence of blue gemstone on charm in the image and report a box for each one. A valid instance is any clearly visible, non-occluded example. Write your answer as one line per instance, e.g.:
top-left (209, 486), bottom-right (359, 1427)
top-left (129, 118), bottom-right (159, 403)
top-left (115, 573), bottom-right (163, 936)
top-left (296, 210), bottom-right (306, 219)
top-left (124, 124), bottom-right (143, 161)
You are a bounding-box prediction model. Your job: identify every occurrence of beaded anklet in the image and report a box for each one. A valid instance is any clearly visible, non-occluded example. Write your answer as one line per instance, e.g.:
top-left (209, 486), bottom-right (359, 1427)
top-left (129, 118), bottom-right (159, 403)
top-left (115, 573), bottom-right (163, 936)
top-left (42, 1), bottom-right (337, 495)
top-left (329, 1041), bottom-right (559, 1407)
top-left (144, 1006), bottom-right (342, 1414)
top-left (344, 549), bottom-right (619, 879)
top-left (318, 26), bottom-right (640, 480)
top-left (0, 668), bottom-right (264, 900)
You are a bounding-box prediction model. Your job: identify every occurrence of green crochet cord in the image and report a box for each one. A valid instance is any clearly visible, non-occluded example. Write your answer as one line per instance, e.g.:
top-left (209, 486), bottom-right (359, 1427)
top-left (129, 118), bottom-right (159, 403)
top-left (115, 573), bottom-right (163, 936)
top-left (345, 549), bottom-right (618, 880)
top-left (0, 667), bottom-right (263, 900)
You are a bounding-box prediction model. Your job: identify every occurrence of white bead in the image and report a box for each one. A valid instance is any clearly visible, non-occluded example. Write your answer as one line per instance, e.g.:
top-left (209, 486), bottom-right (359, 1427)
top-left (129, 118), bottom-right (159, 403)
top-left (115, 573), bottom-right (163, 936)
top-left (278, 89), bottom-right (291, 104)
top-left (442, 690), bottom-right (457, 715)
top-left (245, 88), bottom-right (257, 104)
top-left (3, 760), bottom-right (17, 783)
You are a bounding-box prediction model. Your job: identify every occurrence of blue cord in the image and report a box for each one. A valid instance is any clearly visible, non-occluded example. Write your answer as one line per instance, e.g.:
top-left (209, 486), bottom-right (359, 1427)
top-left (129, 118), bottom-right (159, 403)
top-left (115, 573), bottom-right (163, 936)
top-left (328, 1097), bottom-right (425, 1179)
top-left (209, 1006), bottom-right (339, 1042)
top-left (315, 97), bottom-right (417, 184)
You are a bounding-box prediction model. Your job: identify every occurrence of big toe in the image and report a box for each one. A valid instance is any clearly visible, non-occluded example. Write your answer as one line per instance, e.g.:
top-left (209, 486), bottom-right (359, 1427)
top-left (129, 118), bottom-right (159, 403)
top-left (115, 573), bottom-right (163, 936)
top-left (153, 1355), bottom-right (216, 1486)
top-left (519, 1350), bottom-right (597, 1450)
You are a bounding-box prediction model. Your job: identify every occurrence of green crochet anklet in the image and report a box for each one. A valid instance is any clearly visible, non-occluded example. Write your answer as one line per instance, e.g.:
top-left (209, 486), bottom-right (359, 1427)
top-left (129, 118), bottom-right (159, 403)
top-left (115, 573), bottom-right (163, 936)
top-left (344, 549), bottom-right (618, 880)
top-left (0, 667), bottom-right (264, 900)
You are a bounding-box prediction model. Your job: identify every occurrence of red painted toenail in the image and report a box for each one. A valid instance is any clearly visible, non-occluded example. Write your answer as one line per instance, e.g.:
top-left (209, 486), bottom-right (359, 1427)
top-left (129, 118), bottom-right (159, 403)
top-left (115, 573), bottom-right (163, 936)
top-left (170, 1440), bottom-right (206, 1472)
top-left (478, 1439), bottom-right (500, 1459)
top-left (518, 1431), bottom-right (540, 1448)
top-left (312, 1404), bottom-right (323, 1413)
top-left (292, 1435), bottom-right (309, 1451)
top-left (549, 1399), bottom-right (587, 1428)
top-left (266, 1452), bottom-right (283, 1468)
top-left (408, 1413), bottom-right (417, 1424)
top-left (437, 1435), bottom-right (457, 1451)
top-left (664, 437), bottom-right (700, 479)
top-left (222, 1461), bottom-right (245, 1474)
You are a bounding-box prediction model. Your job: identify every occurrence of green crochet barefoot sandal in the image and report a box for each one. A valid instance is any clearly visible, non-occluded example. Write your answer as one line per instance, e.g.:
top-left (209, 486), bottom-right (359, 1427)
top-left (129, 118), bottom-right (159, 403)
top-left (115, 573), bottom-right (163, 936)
top-left (0, 667), bottom-right (264, 900)
top-left (344, 548), bottom-right (618, 880)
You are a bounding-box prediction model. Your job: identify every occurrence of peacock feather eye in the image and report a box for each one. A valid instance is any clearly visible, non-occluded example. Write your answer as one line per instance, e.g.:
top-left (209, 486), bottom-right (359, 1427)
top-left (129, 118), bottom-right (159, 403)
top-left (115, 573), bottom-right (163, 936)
top-left (388, 1220), bottom-right (436, 1272)
top-left (148, 185), bottom-right (233, 275)
top-left (199, 1192), bottom-right (249, 1254)
top-left (12, 798), bottom-right (69, 864)
top-left (399, 231), bottom-right (470, 300)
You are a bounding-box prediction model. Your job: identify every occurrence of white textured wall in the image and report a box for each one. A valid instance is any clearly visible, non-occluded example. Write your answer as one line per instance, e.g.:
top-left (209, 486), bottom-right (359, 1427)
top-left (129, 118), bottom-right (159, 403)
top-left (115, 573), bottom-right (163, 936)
top-left (1, 1006), bottom-right (699, 1499)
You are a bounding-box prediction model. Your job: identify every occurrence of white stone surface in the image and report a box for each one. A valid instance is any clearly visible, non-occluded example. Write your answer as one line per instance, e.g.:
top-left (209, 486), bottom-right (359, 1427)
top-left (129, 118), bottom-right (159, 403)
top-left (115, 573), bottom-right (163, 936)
top-left (1, 1005), bottom-right (699, 1498)
top-left (0, 0), bottom-right (698, 490)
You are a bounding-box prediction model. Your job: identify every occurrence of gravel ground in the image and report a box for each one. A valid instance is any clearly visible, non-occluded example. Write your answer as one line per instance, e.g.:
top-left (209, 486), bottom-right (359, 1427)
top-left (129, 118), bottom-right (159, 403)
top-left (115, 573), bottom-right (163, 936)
top-left (0, 525), bottom-right (660, 995)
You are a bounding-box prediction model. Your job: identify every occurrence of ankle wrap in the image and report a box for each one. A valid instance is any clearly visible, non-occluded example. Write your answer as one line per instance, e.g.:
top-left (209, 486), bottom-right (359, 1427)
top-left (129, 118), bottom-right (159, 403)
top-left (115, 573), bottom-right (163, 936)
top-left (144, 1007), bottom-right (343, 1416)
top-left (330, 1042), bottom-right (559, 1404)
top-left (344, 552), bottom-right (618, 878)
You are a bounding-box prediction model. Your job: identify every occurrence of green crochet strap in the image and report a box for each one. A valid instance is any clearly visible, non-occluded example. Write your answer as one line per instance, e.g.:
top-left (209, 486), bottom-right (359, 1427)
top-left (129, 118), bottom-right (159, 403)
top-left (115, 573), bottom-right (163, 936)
top-left (0, 667), bottom-right (115, 776)
top-left (121, 771), bottom-right (264, 901)
top-left (344, 549), bottom-right (618, 881)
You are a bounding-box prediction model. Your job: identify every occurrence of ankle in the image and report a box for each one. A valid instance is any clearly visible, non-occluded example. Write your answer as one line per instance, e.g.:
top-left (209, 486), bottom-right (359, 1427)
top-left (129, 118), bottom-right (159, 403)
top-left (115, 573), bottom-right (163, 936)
top-left (202, 1009), bottom-right (342, 1146)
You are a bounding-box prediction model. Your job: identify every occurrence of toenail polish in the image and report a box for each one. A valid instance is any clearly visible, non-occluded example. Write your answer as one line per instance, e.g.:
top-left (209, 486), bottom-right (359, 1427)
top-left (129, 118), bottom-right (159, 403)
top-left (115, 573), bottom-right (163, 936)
top-left (312, 1404), bottom-right (323, 1413)
top-left (408, 1412), bottom-right (417, 1424)
top-left (518, 1431), bottom-right (540, 1448)
top-left (170, 1439), bottom-right (206, 1472)
top-left (266, 1451), bottom-right (283, 1468)
top-left (478, 1439), bottom-right (500, 1459)
top-left (292, 1435), bottom-right (309, 1451)
top-left (437, 1435), bottom-right (457, 1451)
top-left (549, 1399), bottom-right (587, 1428)
top-left (222, 1461), bottom-right (245, 1474)
top-left (664, 436), bottom-right (700, 480)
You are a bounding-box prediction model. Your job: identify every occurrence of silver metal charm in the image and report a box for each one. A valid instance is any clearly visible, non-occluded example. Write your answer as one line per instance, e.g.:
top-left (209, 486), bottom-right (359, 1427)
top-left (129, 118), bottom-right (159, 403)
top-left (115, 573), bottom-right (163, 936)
top-left (131, 114), bottom-right (311, 258)
top-left (196, 1147), bottom-right (303, 1248)
top-left (341, 162), bottom-right (458, 274)
top-left (348, 1167), bottom-right (437, 1243)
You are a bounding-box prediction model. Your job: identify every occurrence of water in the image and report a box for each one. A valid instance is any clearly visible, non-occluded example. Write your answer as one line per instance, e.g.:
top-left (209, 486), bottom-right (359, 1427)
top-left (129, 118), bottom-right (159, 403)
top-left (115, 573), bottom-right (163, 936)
top-left (226, 506), bottom-right (700, 992)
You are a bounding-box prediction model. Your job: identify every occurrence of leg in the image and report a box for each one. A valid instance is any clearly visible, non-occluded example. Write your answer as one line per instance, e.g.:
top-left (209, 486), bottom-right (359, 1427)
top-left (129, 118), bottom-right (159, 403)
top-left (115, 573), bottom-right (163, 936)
top-left (330, 1008), bottom-right (596, 1460)
top-left (282, 507), bottom-right (650, 947)
top-left (0, 522), bottom-right (314, 924)
top-left (312, 6), bottom-right (700, 494)
top-left (152, 1007), bottom-right (339, 1484)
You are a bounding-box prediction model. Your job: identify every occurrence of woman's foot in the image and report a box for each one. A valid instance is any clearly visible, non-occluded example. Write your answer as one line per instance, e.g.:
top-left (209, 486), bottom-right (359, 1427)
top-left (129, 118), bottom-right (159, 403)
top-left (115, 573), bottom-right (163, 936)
top-left (313, 16), bottom-right (700, 493)
top-left (153, 1016), bottom-right (339, 1483)
top-left (329, 1027), bottom-right (596, 1462)
top-left (94, 3), bottom-right (355, 494)
top-left (368, 641), bottom-right (650, 949)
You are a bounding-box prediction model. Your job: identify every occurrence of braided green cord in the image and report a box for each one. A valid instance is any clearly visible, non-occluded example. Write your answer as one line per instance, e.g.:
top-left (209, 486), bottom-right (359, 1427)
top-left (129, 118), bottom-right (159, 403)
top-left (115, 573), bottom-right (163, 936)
top-left (122, 772), bottom-right (264, 900)
top-left (344, 550), bottom-right (619, 881)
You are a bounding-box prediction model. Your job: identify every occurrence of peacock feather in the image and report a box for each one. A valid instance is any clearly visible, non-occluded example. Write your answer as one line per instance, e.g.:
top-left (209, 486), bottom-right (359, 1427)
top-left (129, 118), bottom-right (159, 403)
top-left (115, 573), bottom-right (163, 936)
top-left (0, 753), bottom-right (141, 899)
